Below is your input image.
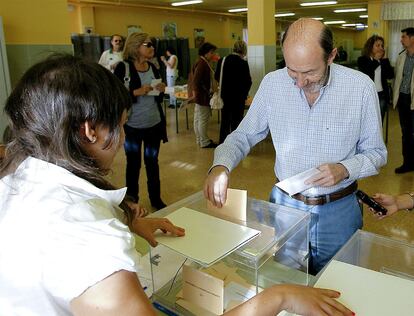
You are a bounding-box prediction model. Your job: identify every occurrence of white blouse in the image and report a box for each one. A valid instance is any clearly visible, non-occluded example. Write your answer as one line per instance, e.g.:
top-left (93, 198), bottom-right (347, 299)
top-left (0, 157), bottom-right (141, 315)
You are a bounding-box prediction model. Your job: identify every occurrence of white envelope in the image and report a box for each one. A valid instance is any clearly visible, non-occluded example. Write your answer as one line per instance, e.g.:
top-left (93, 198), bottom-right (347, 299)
top-left (275, 168), bottom-right (321, 196)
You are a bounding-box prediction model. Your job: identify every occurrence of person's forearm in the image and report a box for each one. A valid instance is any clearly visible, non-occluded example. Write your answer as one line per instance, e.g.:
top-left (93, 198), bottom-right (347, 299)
top-left (224, 287), bottom-right (284, 316)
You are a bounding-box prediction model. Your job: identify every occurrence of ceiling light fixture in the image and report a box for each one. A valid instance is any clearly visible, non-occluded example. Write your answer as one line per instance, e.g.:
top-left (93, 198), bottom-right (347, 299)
top-left (334, 8), bottom-right (367, 13)
top-left (228, 8), bottom-right (248, 13)
top-left (360, 15), bottom-right (368, 18)
top-left (311, 17), bottom-right (324, 20)
top-left (171, 0), bottom-right (203, 7)
top-left (300, 1), bottom-right (337, 7)
top-left (324, 20), bottom-right (346, 24)
top-left (274, 13), bottom-right (295, 17)
top-left (342, 23), bottom-right (364, 27)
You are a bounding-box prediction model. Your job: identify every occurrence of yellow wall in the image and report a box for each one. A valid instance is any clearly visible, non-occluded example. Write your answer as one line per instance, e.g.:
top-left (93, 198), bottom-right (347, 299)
top-left (69, 4), bottom-right (244, 48)
top-left (0, 0), bottom-right (70, 44)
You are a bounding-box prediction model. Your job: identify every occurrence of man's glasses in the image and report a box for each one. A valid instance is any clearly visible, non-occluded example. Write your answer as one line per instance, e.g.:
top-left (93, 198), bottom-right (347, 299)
top-left (142, 42), bottom-right (154, 48)
top-left (113, 40), bottom-right (123, 43)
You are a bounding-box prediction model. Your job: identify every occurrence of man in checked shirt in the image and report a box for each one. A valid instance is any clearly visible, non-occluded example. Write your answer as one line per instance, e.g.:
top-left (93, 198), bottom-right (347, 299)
top-left (204, 18), bottom-right (387, 274)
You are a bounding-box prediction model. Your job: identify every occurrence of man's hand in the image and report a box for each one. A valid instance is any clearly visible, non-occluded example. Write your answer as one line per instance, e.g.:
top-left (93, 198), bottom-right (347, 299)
top-left (204, 166), bottom-right (229, 208)
top-left (131, 218), bottom-right (185, 247)
top-left (126, 201), bottom-right (148, 218)
top-left (305, 163), bottom-right (349, 187)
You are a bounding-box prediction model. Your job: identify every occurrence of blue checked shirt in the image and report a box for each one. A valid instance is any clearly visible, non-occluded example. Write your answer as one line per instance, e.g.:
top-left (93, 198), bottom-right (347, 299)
top-left (213, 63), bottom-right (387, 196)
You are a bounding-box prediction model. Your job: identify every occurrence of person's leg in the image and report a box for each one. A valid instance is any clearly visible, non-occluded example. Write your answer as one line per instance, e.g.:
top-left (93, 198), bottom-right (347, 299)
top-left (230, 102), bottom-right (245, 132)
top-left (193, 104), bottom-right (201, 146)
top-left (310, 194), bottom-right (362, 273)
top-left (269, 187), bottom-right (361, 275)
top-left (397, 93), bottom-right (414, 171)
top-left (198, 105), bottom-right (213, 147)
top-left (378, 94), bottom-right (387, 124)
top-left (124, 125), bottom-right (143, 203)
top-left (219, 105), bottom-right (231, 144)
top-left (142, 124), bottom-right (165, 209)
top-left (167, 75), bottom-right (176, 107)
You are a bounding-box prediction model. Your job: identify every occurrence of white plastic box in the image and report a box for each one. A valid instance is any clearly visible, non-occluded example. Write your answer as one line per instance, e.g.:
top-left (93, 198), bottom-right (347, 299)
top-left (149, 191), bottom-right (311, 315)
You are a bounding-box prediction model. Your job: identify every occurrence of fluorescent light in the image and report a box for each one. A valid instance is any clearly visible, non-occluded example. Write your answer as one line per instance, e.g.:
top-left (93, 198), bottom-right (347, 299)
top-left (360, 15), bottom-right (368, 18)
top-left (324, 20), bottom-right (346, 24)
top-left (171, 0), bottom-right (203, 6)
top-left (275, 13), bottom-right (295, 17)
top-left (301, 1), bottom-right (337, 7)
top-left (228, 8), bottom-right (248, 13)
top-left (334, 8), bottom-right (367, 13)
top-left (311, 17), bottom-right (324, 20)
top-left (342, 23), bottom-right (364, 27)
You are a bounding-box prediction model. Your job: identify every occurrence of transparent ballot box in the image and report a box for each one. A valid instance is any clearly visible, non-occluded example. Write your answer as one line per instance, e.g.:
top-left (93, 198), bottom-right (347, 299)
top-left (327, 229), bottom-right (414, 281)
top-left (309, 230), bottom-right (414, 316)
top-left (149, 191), bottom-right (311, 315)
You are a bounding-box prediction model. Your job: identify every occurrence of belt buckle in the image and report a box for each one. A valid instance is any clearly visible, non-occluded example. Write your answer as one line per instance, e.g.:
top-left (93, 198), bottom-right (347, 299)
top-left (324, 194), bottom-right (330, 204)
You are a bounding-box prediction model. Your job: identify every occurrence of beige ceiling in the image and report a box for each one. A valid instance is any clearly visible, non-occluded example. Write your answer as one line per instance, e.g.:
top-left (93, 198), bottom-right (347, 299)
top-left (99, 0), bottom-right (372, 25)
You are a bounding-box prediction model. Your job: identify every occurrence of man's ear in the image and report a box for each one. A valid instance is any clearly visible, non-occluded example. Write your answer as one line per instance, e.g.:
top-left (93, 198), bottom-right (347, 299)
top-left (327, 48), bottom-right (338, 65)
top-left (80, 121), bottom-right (97, 144)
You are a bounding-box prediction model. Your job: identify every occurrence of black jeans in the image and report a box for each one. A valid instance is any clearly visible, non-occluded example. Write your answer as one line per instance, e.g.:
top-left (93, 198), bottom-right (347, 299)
top-left (397, 93), bottom-right (414, 167)
top-left (219, 99), bottom-right (245, 144)
top-left (124, 123), bottom-right (163, 204)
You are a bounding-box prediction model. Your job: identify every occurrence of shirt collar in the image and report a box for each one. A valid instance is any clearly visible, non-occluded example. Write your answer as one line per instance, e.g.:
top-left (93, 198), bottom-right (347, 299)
top-left (16, 157), bottom-right (127, 206)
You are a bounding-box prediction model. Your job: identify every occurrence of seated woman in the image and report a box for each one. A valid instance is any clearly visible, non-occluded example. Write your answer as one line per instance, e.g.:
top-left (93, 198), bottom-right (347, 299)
top-left (0, 55), bottom-right (353, 316)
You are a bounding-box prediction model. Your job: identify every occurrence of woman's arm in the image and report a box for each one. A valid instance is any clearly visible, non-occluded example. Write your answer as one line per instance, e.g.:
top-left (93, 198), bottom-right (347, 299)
top-left (70, 270), bottom-right (156, 316)
top-left (225, 284), bottom-right (353, 316)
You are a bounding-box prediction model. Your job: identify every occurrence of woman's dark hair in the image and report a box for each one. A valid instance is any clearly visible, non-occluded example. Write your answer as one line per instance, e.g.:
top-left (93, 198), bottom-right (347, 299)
top-left (166, 46), bottom-right (176, 55)
top-left (362, 35), bottom-right (384, 57)
top-left (1, 54), bottom-right (135, 223)
top-left (198, 42), bottom-right (217, 56)
top-left (282, 23), bottom-right (334, 61)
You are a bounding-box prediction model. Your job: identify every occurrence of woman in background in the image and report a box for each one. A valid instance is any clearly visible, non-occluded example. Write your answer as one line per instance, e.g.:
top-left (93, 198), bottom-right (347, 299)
top-left (114, 32), bottom-right (167, 210)
top-left (358, 35), bottom-right (394, 122)
top-left (215, 40), bottom-right (252, 144)
top-left (161, 46), bottom-right (179, 108)
top-left (98, 34), bottom-right (124, 72)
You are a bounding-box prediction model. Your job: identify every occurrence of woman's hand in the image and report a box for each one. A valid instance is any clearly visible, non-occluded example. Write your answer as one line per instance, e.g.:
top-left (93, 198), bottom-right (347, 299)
top-left (155, 82), bottom-right (166, 93)
top-left (126, 201), bottom-right (148, 218)
top-left (133, 84), bottom-right (153, 96)
top-left (225, 284), bottom-right (354, 316)
top-left (131, 218), bottom-right (185, 247)
top-left (277, 285), bottom-right (354, 316)
top-left (371, 193), bottom-right (404, 218)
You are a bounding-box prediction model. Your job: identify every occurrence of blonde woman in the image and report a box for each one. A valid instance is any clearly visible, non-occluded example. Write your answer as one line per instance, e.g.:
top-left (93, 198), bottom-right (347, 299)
top-left (114, 33), bottom-right (167, 210)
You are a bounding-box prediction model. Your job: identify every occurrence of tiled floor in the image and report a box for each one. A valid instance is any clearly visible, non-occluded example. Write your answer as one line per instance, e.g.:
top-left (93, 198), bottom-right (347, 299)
top-left (107, 105), bottom-right (414, 244)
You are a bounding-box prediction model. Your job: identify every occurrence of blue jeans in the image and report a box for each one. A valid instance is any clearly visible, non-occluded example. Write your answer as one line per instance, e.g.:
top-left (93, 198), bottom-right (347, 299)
top-left (124, 123), bottom-right (163, 204)
top-left (270, 186), bottom-right (362, 274)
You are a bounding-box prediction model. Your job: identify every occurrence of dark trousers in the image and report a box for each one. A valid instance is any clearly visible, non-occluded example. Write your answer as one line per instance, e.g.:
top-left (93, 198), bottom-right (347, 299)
top-left (219, 100), bottom-right (245, 144)
top-left (378, 91), bottom-right (388, 124)
top-left (397, 93), bottom-right (414, 167)
top-left (124, 123), bottom-right (163, 204)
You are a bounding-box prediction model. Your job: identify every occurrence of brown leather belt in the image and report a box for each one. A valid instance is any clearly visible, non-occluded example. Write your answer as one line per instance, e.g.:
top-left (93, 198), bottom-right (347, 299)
top-left (291, 181), bottom-right (358, 206)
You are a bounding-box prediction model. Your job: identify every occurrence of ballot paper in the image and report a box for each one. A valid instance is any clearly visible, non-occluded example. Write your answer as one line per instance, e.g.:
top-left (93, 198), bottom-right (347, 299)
top-left (147, 78), bottom-right (162, 96)
top-left (155, 207), bottom-right (260, 266)
top-left (275, 168), bottom-right (321, 196)
top-left (207, 188), bottom-right (247, 222)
